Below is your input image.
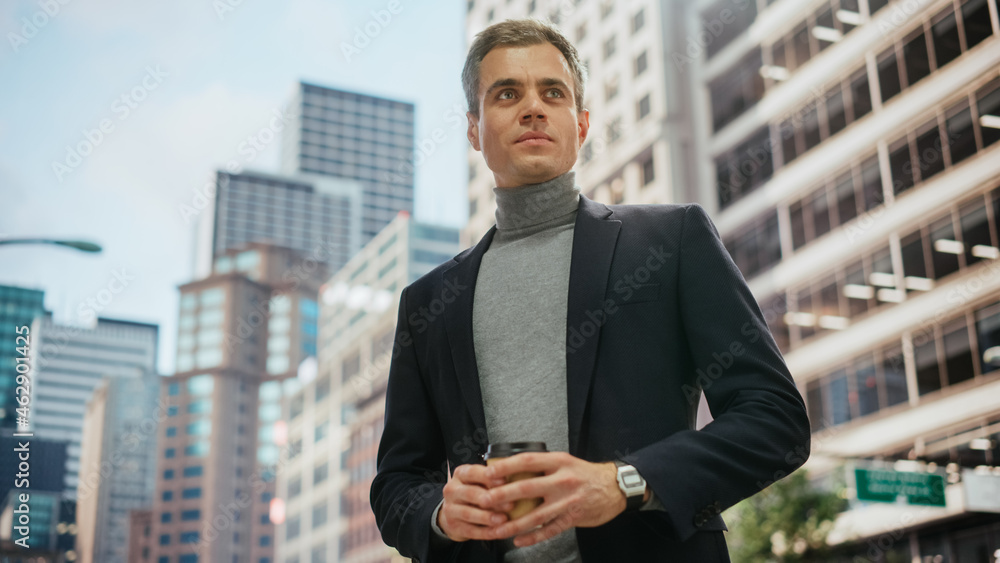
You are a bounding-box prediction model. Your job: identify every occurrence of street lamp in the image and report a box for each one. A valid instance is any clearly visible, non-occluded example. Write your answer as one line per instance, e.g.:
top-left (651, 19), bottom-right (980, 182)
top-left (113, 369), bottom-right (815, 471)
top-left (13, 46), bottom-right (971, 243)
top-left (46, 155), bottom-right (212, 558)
top-left (0, 238), bottom-right (102, 253)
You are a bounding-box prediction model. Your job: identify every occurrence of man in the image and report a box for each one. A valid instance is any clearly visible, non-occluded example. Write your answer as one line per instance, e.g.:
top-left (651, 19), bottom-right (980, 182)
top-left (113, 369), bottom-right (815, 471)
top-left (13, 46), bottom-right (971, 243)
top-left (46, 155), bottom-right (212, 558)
top-left (371, 18), bottom-right (810, 562)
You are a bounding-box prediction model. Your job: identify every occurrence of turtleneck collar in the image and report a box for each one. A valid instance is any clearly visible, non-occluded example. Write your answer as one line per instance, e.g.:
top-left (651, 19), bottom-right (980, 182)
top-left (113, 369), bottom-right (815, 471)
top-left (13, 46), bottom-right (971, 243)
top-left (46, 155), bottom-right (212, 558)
top-left (493, 170), bottom-right (581, 232)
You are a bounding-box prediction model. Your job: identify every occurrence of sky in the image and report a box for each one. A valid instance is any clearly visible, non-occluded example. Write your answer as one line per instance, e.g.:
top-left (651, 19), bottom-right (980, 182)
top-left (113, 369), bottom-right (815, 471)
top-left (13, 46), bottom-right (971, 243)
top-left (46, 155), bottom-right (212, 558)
top-left (0, 0), bottom-right (470, 375)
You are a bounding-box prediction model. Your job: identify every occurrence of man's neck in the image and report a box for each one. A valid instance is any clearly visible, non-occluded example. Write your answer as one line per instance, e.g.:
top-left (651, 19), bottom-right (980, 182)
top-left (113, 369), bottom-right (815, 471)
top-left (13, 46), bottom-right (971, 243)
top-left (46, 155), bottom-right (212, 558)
top-left (492, 170), bottom-right (581, 231)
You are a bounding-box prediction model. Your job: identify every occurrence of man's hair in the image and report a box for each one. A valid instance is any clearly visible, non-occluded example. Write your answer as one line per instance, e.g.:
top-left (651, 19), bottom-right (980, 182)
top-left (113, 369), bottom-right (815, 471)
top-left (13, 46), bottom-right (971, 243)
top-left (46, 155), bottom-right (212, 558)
top-left (462, 18), bottom-right (588, 118)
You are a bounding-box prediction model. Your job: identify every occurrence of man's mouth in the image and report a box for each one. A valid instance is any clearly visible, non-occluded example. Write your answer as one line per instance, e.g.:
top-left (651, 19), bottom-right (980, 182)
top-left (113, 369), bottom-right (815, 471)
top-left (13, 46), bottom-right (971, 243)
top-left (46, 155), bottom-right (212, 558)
top-left (516, 131), bottom-right (553, 144)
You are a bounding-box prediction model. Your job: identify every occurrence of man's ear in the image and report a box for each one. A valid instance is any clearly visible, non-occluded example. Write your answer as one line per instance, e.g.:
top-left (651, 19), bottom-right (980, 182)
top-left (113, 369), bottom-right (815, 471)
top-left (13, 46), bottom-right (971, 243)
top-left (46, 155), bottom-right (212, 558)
top-left (577, 108), bottom-right (590, 148)
top-left (467, 111), bottom-right (482, 152)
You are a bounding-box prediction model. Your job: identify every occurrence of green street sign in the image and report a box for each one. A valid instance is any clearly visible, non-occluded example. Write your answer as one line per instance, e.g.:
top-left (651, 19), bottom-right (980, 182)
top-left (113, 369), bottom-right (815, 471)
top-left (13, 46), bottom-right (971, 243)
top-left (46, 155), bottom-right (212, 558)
top-left (854, 468), bottom-right (945, 507)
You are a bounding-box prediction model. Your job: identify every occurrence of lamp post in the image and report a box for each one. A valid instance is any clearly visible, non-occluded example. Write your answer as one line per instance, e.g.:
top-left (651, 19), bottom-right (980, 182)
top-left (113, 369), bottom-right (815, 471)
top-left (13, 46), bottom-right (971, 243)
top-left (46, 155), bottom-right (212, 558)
top-left (0, 238), bottom-right (102, 253)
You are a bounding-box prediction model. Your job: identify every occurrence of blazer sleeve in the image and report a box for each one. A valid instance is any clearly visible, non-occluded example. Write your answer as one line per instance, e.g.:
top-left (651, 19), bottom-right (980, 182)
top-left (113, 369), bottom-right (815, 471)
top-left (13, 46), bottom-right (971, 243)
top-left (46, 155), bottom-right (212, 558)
top-left (370, 286), bottom-right (461, 562)
top-left (625, 203), bottom-right (811, 542)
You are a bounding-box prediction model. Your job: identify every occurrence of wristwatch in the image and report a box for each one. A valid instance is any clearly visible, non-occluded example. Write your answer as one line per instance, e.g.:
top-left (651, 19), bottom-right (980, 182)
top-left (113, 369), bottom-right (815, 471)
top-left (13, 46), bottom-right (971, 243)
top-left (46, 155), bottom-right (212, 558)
top-left (614, 460), bottom-right (647, 511)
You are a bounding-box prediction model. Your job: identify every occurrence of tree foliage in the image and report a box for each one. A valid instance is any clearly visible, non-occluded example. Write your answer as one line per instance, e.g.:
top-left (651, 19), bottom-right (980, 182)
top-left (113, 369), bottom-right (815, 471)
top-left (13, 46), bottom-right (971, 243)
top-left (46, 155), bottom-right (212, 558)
top-left (723, 469), bottom-right (847, 562)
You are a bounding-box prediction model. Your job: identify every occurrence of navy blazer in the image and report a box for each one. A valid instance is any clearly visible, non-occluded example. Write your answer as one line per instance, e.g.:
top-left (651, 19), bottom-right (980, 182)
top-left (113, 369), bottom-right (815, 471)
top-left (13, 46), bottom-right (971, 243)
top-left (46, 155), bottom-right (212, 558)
top-left (371, 195), bottom-right (811, 562)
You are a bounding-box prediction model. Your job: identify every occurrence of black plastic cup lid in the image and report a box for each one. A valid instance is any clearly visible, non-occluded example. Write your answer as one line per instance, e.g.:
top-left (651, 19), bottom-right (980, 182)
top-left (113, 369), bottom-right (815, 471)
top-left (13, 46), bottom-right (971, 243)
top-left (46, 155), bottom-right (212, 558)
top-left (484, 441), bottom-right (548, 459)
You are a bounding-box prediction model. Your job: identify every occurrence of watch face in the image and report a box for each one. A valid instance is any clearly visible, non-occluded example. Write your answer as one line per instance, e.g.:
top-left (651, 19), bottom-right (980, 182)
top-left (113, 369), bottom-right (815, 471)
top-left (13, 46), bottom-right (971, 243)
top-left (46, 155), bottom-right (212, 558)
top-left (622, 473), bottom-right (644, 488)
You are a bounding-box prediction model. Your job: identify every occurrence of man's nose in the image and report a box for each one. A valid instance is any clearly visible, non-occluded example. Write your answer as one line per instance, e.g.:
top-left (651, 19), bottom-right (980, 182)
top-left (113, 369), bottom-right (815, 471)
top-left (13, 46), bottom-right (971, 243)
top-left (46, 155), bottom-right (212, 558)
top-left (520, 92), bottom-right (547, 122)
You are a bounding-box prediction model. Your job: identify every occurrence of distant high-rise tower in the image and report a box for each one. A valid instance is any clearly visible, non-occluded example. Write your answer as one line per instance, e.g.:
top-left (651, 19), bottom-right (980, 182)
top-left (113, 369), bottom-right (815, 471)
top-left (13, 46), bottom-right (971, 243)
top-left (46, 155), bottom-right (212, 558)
top-left (281, 81), bottom-right (416, 247)
top-left (76, 374), bottom-right (161, 563)
top-left (206, 170), bottom-right (364, 277)
top-left (150, 242), bottom-right (327, 563)
top-left (29, 314), bottom-right (159, 498)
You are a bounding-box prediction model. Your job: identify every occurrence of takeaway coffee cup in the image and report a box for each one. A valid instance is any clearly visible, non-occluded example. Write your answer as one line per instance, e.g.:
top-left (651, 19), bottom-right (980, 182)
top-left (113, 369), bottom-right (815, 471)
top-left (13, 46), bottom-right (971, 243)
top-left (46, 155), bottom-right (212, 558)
top-left (484, 441), bottom-right (547, 520)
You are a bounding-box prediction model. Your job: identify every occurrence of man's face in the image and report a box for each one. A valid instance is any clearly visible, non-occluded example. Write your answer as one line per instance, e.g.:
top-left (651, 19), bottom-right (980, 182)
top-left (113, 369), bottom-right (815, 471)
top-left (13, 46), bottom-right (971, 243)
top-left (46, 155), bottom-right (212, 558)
top-left (467, 42), bottom-right (590, 188)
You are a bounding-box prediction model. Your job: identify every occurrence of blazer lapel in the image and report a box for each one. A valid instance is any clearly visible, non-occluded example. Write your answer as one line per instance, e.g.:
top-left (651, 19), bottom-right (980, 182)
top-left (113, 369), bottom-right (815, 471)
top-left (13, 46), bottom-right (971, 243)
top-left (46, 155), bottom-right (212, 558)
top-left (442, 225), bottom-right (497, 438)
top-left (566, 195), bottom-right (621, 454)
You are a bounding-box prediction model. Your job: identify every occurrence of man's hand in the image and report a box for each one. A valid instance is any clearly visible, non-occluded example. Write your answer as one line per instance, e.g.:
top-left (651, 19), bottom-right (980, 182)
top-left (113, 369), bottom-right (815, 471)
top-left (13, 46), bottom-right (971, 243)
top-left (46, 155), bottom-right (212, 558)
top-left (438, 464), bottom-right (514, 542)
top-left (483, 452), bottom-right (629, 548)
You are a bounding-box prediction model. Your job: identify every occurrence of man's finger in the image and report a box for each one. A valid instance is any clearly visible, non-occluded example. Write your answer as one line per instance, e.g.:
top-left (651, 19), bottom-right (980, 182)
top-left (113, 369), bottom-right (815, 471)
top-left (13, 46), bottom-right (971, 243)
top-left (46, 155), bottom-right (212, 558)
top-left (453, 463), bottom-right (495, 486)
top-left (492, 497), bottom-right (572, 540)
top-left (513, 511), bottom-right (576, 547)
top-left (486, 473), bottom-right (556, 506)
top-left (485, 452), bottom-right (560, 480)
top-left (451, 481), bottom-right (498, 509)
top-left (446, 502), bottom-right (508, 527)
top-left (445, 520), bottom-right (496, 542)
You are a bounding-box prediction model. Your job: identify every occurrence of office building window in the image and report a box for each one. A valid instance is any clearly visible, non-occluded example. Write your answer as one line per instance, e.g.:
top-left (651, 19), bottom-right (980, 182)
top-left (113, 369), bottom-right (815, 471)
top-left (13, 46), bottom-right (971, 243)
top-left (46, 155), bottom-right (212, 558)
top-left (181, 510), bottom-right (201, 521)
top-left (286, 516), bottom-right (301, 540)
top-left (632, 8), bottom-right (645, 33)
top-left (709, 48), bottom-right (764, 132)
top-left (641, 156), bottom-right (655, 185)
top-left (723, 210), bottom-right (781, 279)
top-left (180, 532), bottom-right (199, 544)
top-left (637, 94), bottom-right (651, 120)
top-left (603, 35), bottom-right (616, 60)
top-left (901, 29), bottom-right (931, 88)
top-left (715, 127), bottom-right (772, 208)
top-left (703, 0), bottom-right (758, 58)
top-left (313, 502), bottom-right (328, 528)
top-left (635, 51), bottom-right (648, 76)
top-left (962, 0), bottom-right (993, 49)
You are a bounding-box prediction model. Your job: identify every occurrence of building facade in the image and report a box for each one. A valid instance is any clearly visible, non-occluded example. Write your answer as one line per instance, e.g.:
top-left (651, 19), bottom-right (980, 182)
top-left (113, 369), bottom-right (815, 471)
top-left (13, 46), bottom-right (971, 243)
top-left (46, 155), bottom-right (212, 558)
top-left (149, 243), bottom-right (326, 563)
top-left (0, 284), bottom-right (45, 432)
top-left (275, 213), bottom-right (459, 563)
top-left (29, 314), bottom-right (159, 498)
top-left (694, 0), bottom-right (1000, 558)
top-left (75, 374), bottom-right (161, 563)
top-left (281, 81), bottom-right (417, 247)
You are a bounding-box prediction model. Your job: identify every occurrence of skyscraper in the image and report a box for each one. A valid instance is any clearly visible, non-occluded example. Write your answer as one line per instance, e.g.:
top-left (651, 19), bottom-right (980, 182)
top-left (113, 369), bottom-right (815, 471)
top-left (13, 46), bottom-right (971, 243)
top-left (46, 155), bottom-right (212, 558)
top-left (150, 242), bottom-right (326, 563)
top-left (0, 284), bottom-right (45, 431)
top-left (281, 81), bottom-right (417, 247)
top-left (205, 170), bottom-right (364, 278)
top-left (29, 314), bottom-right (159, 498)
top-left (275, 212), bottom-right (460, 563)
top-left (76, 374), bottom-right (162, 563)
top-left (694, 0), bottom-right (1000, 558)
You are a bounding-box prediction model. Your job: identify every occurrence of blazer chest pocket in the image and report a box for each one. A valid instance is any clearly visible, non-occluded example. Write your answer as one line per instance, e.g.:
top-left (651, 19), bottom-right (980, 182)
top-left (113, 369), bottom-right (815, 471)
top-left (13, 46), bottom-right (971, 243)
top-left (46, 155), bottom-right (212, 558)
top-left (608, 282), bottom-right (661, 305)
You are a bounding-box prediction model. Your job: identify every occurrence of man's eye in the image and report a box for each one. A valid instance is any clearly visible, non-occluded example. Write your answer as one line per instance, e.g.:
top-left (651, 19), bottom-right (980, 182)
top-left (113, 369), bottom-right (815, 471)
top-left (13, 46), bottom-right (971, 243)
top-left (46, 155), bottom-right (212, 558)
top-left (498, 90), bottom-right (515, 100)
top-left (547, 89), bottom-right (564, 97)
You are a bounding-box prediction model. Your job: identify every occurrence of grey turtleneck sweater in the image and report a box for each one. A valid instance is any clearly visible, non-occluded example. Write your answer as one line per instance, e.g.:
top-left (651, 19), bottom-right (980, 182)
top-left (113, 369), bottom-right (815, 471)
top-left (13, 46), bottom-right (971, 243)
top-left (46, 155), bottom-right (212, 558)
top-left (430, 170), bottom-right (660, 561)
top-left (475, 171), bottom-right (583, 562)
